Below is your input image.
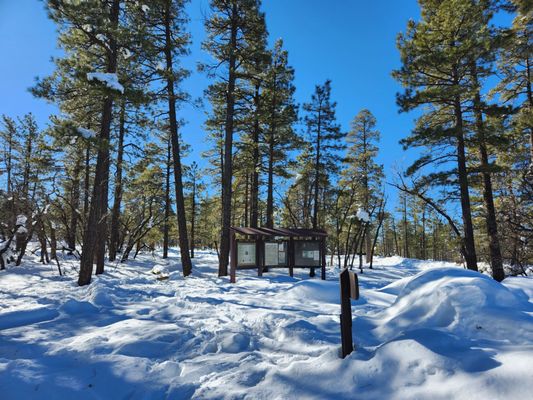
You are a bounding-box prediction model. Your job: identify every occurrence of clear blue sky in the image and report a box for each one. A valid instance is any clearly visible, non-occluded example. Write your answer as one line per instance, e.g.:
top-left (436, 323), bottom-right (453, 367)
top-left (0, 0), bottom-right (424, 209)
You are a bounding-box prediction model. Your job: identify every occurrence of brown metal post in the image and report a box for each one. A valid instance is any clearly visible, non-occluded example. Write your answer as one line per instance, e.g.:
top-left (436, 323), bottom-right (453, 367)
top-left (321, 237), bottom-right (326, 280)
top-left (257, 236), bottom-right (263, 276)
top-left (340, 268), bottom-right (354, 358)
top-left (230, 230), bottom-right (237, 283)
top-left (289, 237), bottom-right (294, 277)
top-left (310, 236), bottom-right (316, 278)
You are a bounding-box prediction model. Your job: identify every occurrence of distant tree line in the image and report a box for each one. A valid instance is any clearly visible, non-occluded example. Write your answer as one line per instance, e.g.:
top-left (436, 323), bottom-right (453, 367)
top-left (0, 0), bottom-right (530, 282)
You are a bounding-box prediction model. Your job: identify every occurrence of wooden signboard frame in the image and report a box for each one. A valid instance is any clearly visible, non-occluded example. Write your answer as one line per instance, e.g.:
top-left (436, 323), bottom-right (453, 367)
top-left (229, 227), bottom-right (327, 283)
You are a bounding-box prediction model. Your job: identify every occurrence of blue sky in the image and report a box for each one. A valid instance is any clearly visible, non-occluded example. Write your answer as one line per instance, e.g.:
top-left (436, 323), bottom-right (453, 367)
top-left (0, 0), bottom-right (424, 209)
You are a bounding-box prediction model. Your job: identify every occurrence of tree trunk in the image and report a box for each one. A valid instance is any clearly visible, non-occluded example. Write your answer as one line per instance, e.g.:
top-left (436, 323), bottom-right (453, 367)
top-left (190, 175), bottom-right (196, 258)
top-left (164, 0), bottom-right (192, 277)
top-left (471, 64), bottom-right (504, 281)
top-left (421, 206), bottom-right (427, 260)
top-left (109, 100), bottom-right (126, 262)
top-left (250, 83), bottom-right (261, 228)
top-left (452, 86), bottom-right (478, 271)
top-left (402, 195), bottom-right (409, 258)
top-left (218, 2), bottom-right (238, 277)
top-left (392, 218), bottom-right (399, 256)
top-left (78, 0), bottom-right (120, 286)
top-left (67, 152), bottom-right (82, 251)
top-left (163, 135), bottom-right (171, 259)
top-left (369, 200), bottom-right (385, 268)
top-left (312, 111), bottom-right (321, 229)
top-left (526, 55), bottom-right (533, 167)
top-left (83, 142), bottom-right (90, 219)
top-left (50, 223), bottom-right (57, 261)
top-left (244, 173), bottom-right (249, 226)
top-left (266, 133), bottom-right (274, 228)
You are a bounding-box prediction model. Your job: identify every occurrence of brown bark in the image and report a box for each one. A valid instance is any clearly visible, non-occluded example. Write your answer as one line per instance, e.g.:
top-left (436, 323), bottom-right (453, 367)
top-left (66, 152), bottom-right (82, 251)
top-left (452, 71), bottom-right (478, 271)
top-left (109, 100), bottom-right (126, 262)
top-left (471, 64), bottom-right (504, 281)
top-left (78, 0), bottom-right (120, 285)
top-left (266, 131), bottom-right (274, 228)
top-left (163, 136), bottom-right (171, 259)
top-left (164, 0), bottom-right (192, 276)
top-left (312, 111), bottom-right (321, 229)
top-left (190, 172), bottom-right (196, 258)
top-left (250, 83), bottom-right (261, 228)
top-left (218, 1), bottom-right (238, 277)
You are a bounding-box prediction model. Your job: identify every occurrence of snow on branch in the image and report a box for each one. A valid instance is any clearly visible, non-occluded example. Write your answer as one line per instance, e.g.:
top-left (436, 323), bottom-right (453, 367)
top-left (87, 72), bottom-right (124, 94)
top-left (77, 127), bottom-right (96, 139)
top-left (356, 208), bottom-right (371, 223)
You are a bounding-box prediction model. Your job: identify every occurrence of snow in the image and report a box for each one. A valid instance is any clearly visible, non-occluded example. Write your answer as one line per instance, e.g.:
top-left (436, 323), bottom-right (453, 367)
top-left (77, 127), bottom-right (96, 139)
top-left (15, 214), bottom-right (27, 226)
top-left (356, 208), bottom-right (370, 223)
top-left (156, 61), bottom-right (166, 71)
top-left (120, 47), bottom-right (132, 59)
top-left (0, 249), bottom-right (532, 399)
top-left (86, 72), bottom-right (124, 94)
top-left (95, 33), bottom-right (107, 43)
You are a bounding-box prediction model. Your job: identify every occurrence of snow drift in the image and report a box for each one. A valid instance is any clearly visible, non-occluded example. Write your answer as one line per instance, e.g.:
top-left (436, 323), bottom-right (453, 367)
top-left (0, 251), bottom-right (532, 399)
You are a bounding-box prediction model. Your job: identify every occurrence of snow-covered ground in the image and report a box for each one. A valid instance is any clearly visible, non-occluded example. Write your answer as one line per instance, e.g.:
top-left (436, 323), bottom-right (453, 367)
top-left (1, 249), bottom-right (532, 399)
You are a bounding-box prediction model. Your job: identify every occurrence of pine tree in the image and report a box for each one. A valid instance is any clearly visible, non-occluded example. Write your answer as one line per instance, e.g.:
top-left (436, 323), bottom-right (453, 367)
top-left (262, 39), bottom-right (299, 228)
top-left (303, 80), bottom-right (345, 229)
top-left (496, 0), bottom-right (533, 175)
top-left (345, 109), bottom-right (384, 263)
top-left (41, 0), bottom-right (129, 285)
top-left (393, 0), bottom-right (490, 271)
top-left (202, 0), bottom-right (267, 276)
top-left (465, 2), bottom-right (506, 281)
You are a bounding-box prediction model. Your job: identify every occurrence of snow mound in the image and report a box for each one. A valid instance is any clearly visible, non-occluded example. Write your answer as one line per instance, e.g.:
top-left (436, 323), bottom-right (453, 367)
top-left (150, 264), bottom-right (170, 280)
top-left (373, 268), bottom-right (533, 344)
top-left (283, 279), bottom-right (339, 304)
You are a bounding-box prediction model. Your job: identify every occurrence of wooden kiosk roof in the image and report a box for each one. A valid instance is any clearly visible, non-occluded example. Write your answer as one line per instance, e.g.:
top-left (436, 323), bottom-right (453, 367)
top-left (230, 227), bottom-right (327, 237)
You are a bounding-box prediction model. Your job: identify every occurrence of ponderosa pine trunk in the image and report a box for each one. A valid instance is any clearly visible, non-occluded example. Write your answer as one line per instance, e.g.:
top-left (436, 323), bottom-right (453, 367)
top-left (312, 111), bottom-right (321, 229)
top-left (218, 1), bottom-right (238, 277)
top-left (108, 100), bottom-right (126, 262)
top-left (164, 0), bottom-right (192, 276)
top-left (250, 83), bottom-right (261, 228)
top-left (471, 64), bottom-right (504, 281)
top-left (163, 136), bottom-right (171, 259)
top-left (83, 143), bottom-right (90, 218)
top-left (266, 133), bottom-right (274, 228)
top-left (452, 78), bottom-right (478, 271)
top-left (526, 55), bottom-right (533, 167)
top-left (190, 173), bottom-right (196, 258)
top-left (78, 0), bottom-right (120, 286)
top-left (67, 152), bottom-right (82, 251)
top-left (402, 195), bottom-right (409, 258)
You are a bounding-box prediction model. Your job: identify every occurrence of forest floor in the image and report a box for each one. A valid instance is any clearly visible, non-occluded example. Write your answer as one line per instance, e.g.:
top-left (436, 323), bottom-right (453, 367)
top-left (0, 247), bottom-right (532, 399)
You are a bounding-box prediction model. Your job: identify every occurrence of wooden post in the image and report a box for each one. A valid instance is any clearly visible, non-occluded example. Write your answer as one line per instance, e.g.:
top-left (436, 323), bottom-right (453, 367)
top-left (230, 230), bottom-right (237, 283)
top-left (289, 237), bottom-right (294, 277)
top-left (340, 268), bottom-right (358, 358)
top-left (321, 237), bottom-right (326, 280)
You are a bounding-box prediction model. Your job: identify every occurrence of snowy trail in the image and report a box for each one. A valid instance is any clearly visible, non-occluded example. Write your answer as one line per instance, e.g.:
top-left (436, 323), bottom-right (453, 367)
top-left (1, 249), bottom-right (532, 399)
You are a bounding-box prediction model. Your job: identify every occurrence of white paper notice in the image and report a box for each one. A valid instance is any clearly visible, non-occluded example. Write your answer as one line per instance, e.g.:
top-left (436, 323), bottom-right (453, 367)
top-left (265, 242), bottom-right (279, 266)
top-left (237, 243), bottom-right (256, 266)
